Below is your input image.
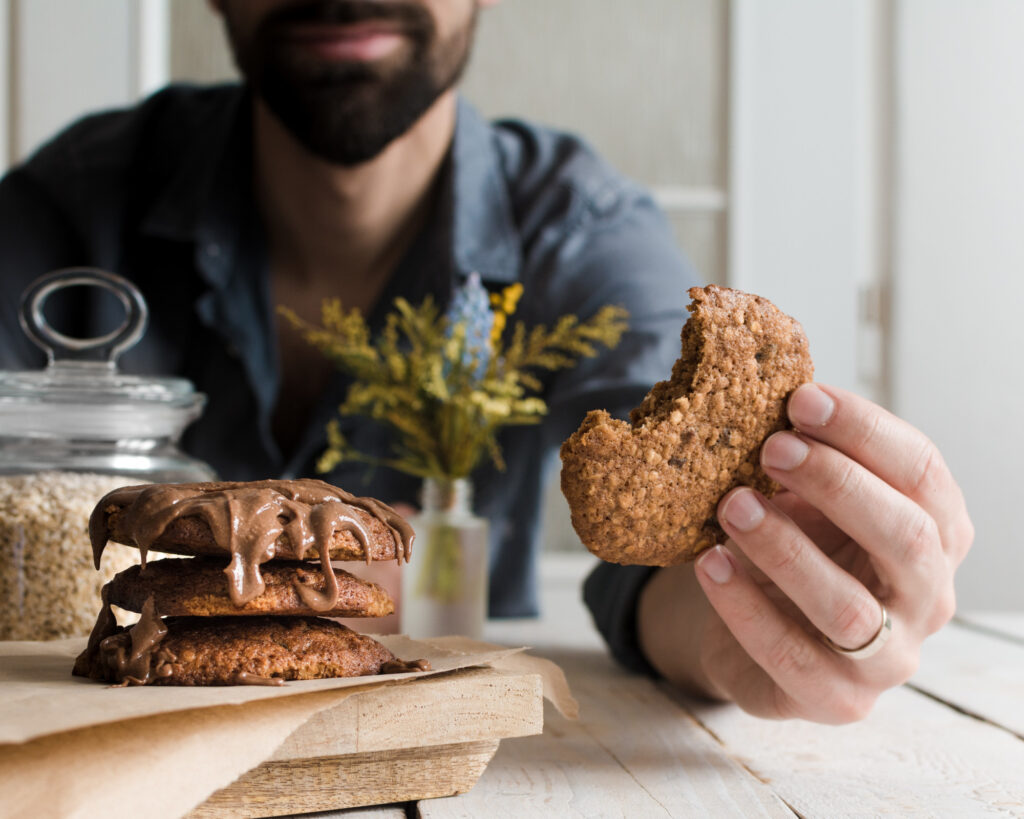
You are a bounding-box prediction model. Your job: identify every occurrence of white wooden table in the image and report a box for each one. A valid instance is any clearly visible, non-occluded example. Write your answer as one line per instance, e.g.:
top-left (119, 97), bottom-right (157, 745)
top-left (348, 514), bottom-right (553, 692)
top-left (325, 555), bottom-right (1024, 818)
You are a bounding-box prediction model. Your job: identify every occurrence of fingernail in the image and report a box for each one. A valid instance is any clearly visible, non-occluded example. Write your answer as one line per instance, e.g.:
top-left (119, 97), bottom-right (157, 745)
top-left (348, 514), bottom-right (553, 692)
top-left (789, 383), bottom-right (836, 428)
top-left (720, 488), bottom-right (765, 532)
top-left (698, 545), bottom-right (734, 584)
top-left (761, 431), bottom-right (810, 471)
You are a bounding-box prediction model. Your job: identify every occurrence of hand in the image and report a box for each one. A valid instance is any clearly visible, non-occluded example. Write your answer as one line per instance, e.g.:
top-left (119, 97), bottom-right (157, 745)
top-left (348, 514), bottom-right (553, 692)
top-left (638, 383), bottom-right (973, 723)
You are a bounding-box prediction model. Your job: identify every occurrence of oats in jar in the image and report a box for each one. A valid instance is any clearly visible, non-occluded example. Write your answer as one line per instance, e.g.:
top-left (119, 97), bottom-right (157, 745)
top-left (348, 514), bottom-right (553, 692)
top-left (0, 471), bottom-right (148, 640)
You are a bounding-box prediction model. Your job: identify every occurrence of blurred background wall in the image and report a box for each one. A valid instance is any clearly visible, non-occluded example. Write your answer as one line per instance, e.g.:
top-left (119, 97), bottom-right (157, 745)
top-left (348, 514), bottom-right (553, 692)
top-left (0, 0), bottom-right (1020, 611)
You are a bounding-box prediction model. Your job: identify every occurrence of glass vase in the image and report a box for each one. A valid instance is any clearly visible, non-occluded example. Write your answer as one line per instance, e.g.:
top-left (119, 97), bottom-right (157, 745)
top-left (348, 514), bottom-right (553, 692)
top-left (401, 477), bottom-right (489, 640)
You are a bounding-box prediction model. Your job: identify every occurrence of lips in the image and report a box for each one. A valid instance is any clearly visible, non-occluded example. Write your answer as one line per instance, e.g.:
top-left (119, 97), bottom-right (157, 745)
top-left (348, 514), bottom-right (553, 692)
top-left (283, 20), bottom-right (401, 41)
top-left (279, 20), bottom-right (408, 61)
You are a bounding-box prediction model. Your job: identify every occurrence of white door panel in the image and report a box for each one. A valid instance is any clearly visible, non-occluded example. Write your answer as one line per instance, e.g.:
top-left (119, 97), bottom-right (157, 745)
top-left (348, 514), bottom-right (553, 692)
top-left (892, 0), bottom-right (1024, 610)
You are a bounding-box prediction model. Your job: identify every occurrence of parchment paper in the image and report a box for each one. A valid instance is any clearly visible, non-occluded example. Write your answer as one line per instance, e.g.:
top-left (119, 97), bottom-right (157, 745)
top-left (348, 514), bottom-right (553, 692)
top-left (0, 634), bottom-right (520, 745)
top-left (0, 635), bottom-right (576, 819)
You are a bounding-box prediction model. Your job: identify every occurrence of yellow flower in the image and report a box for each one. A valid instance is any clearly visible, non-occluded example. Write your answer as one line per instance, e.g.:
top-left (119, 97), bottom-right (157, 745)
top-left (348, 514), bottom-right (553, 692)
top-left (488, 283), bottom-right (524, 346)
top-left (489, 312), bottom-right (508, 347)
top-left (501, 283), bottom-right (524, 314)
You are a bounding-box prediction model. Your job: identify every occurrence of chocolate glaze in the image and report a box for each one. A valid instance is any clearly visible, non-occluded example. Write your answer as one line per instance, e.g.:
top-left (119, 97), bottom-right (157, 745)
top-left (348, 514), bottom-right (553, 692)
top-left (80, 583), bottom-right (119, 661)
top-left (380, 657), bottom-right (431, 674)
top-left (95, 595), bottom-right (176, 686)
top-left (89, 480), bottom-right (415, 611)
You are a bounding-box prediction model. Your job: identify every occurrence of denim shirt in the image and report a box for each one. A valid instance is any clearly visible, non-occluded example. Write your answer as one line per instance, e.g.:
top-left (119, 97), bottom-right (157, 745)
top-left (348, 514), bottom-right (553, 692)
top-left (0, 84), bottom-right (698, 669)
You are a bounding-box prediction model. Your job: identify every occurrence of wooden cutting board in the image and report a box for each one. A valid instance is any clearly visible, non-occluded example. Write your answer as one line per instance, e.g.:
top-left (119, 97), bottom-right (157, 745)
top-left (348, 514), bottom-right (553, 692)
top-left (187, 665), bottom-right (544, 818)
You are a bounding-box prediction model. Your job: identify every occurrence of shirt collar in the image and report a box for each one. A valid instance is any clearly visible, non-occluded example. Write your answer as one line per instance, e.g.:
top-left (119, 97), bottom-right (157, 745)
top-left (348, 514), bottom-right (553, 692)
top-left (449, 97), bottom-right (522, 285)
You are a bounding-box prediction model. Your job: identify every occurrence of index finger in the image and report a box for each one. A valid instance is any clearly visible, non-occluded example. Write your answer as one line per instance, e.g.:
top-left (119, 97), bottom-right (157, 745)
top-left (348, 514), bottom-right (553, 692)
top-left (785, 383), bottom-right (972, 560)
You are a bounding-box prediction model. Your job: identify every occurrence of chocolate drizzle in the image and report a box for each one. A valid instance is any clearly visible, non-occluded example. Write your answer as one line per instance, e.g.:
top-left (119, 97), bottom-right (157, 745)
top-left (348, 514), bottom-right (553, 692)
top-left (380, 657), bottom-right (432, 674)
top-left (82, 594), bottom-right (177, 686)
top-left (89, 480), bottom-right (415, 611)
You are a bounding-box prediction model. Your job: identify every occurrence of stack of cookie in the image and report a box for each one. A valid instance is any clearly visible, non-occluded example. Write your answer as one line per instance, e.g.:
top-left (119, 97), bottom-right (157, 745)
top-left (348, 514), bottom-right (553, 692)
top-left (74, 479), bottom-right (428, 686)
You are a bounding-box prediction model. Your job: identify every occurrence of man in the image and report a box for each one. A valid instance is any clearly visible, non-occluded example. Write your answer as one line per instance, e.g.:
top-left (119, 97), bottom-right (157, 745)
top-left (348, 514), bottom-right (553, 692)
top-left (0, 0), bottom-right (971, 723)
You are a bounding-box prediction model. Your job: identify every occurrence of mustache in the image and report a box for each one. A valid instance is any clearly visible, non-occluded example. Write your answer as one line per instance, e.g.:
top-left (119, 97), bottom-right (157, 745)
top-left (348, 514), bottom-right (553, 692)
top-left (259, 0), bottom-right (434, 34)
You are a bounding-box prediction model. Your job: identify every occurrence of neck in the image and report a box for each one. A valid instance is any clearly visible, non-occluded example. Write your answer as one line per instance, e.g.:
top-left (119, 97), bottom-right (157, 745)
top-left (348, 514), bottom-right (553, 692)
top-left (254, 91), bottom-right (458, 288)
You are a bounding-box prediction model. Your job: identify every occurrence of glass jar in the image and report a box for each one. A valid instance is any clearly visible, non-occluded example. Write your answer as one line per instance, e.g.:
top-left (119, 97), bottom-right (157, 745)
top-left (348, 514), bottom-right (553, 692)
top-left (0, 268), bottom-right (215, 640)
top-left (401, 477), bottom-right (489, 640)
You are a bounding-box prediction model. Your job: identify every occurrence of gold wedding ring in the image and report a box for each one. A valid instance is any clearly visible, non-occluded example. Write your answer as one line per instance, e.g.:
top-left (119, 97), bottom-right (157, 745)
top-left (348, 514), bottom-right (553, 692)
top-left (823, 603), bottom-right (893, 660)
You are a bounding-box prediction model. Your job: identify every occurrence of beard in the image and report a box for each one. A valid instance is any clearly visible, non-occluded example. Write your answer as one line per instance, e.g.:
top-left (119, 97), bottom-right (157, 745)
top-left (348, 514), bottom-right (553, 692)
top-left (224, 0), bottom-right (477, 166)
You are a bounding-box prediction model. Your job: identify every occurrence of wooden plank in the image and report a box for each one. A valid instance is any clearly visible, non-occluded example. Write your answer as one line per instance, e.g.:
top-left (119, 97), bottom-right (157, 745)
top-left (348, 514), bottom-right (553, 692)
top-left (271, 667), bottom-right (543, 760)
top-left (190, 665), bottom-right (544, 817)
top-left (190, 741), bottom-right (497, 819)
top-left (911, 620), bottom-right (1024, 738)
top-left (681, 684), bottom-right (1024, 817)
top-left (956, 612), bottom-right (1024, 644)
top-left (280, 806), bottom-right (406, 818)
top-left (418, 651), bottom-right (793, 818)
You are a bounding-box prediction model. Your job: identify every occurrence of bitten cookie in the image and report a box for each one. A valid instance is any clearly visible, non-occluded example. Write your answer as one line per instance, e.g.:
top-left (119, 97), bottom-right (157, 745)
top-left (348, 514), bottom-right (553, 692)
top-left (106, 558), bottom-right (395, 618)
top-left (560, 285), bottom-right (813, 565)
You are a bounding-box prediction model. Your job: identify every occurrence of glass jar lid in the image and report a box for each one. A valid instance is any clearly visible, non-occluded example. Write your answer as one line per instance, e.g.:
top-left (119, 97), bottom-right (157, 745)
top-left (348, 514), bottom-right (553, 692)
top-left (0, 268), bottom-right (206, 439)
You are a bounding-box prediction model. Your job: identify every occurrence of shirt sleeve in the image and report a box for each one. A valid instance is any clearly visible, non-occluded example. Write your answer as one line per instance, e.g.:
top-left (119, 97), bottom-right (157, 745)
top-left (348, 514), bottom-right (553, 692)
top-left (531, 182), bottom-right (701, 676)
top-left (583, 563), bottom-right (661, 675)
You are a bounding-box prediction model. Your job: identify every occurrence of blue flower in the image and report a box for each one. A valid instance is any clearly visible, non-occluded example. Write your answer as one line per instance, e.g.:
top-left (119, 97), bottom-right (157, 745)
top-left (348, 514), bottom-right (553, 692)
top-left (445, 272), bottom-right (494, 380)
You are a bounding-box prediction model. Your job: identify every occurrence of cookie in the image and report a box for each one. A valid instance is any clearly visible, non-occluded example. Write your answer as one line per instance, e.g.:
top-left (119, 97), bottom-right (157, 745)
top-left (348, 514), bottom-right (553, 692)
top-left (560, 285), bottom-right (813, 565)
top-left (72, 610), bottom-right (397, 686)
top-left (89, 479), bottom-right (415, 607)
top-left (90, 479), bottom-right (412, 565)
top-left (106, 558), bottom-right (395, 618)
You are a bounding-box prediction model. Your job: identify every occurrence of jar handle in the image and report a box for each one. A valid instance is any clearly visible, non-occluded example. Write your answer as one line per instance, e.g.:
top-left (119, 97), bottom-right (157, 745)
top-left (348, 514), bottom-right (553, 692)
top-left (18, 268), bottom-right (148, 366)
